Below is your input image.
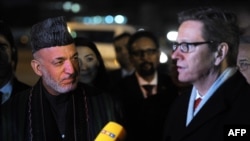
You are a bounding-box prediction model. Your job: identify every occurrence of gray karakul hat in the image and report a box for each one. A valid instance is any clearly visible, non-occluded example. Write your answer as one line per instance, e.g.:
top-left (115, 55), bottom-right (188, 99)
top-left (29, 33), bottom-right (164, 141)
top-left (30, 16), bottom-right (74, 54)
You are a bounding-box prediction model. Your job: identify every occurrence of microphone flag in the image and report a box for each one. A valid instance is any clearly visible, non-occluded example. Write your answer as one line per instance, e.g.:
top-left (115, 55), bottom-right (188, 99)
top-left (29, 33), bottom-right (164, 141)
top-left (94, 121), bottom-right (126, 141)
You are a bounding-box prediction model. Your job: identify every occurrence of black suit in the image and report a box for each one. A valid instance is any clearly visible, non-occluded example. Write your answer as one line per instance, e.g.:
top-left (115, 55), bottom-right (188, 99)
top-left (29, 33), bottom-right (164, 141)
top-left (162, 71), bottom-right (250, 141)
top-left (10, 77), bottom-right (31, 100)
top-left (1, 77), bottom-right (30, 141)
top-left (108, 68), bottom-right (134, 85)
top-left (109, 69), bottom-right (123, 84)
top-left (117, 72), bottom-right (178, 141)
top-left (1, 77), bottom-right (30, 104)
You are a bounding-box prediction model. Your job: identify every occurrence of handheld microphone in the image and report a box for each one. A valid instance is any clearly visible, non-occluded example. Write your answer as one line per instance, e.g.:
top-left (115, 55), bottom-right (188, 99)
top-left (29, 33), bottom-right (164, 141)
top-left (94, 121), bottom-right (126, 141)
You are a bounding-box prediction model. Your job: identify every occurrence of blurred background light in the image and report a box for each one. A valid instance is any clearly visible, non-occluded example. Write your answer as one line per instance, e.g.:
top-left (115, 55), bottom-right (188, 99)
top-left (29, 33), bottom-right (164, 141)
top-left (114, 15), bottom-right (127, 24)
top-left (93, 16), bottom-right (102, 24)
top-left (71, 3), bottom-right (81, 13)
top-left (166, 31), bottom-right (178, 41)
top-left (105, 15), bottom-right (114, 24)
top-left (71, 15), bottom-right (128, 24)
top-left (63, 1), bottom-right (72, 11)
top-left (160, 52), bottom-right (168, 63)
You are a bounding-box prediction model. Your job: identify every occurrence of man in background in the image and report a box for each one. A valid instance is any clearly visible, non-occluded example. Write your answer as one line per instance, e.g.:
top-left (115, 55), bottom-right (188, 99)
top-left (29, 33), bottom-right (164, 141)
top-left (117, 30), bottom-right (178, 141)
top-left (0, 21), bottom-right (30, 105)
top-left (109, 32), bottom-right (135, 84)
top-left (0, 20), bottom-right (30, 140)
top-left (237, 35), bottom-right (250, 84)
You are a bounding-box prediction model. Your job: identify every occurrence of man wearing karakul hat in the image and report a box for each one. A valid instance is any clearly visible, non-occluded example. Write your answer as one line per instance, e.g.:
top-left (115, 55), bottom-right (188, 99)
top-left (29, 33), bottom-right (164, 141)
top-left (4, 16), bottom-right (124, 141)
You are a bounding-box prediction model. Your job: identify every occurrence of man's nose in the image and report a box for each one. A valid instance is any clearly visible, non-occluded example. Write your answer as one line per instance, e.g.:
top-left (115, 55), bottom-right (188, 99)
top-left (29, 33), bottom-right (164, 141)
top-left (65, 60), bottom-right (75, 74)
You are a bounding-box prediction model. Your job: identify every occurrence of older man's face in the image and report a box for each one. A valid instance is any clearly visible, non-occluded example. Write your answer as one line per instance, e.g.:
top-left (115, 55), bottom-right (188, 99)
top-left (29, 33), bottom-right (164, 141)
top-left (32, 44), bottom-right (79, 95)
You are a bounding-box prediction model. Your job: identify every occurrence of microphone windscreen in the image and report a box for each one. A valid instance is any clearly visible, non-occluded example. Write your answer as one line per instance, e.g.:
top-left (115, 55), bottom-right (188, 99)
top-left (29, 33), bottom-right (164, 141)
top-left (94, 121), bottom-right (126, 141)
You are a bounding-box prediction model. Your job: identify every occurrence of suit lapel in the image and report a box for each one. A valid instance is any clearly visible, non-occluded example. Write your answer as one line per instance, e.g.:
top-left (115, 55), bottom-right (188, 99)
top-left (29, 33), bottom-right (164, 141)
top-left (180, 71), bottom-right (245, 139)
top-left (131, 74), bottom-right (145, 99)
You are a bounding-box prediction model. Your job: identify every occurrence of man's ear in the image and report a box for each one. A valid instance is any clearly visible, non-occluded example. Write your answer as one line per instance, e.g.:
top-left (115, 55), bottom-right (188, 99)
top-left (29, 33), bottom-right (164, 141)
top-left (214, 42), bottom-right (228, 66)
top-left (31, 59), bottom-right (42, 76)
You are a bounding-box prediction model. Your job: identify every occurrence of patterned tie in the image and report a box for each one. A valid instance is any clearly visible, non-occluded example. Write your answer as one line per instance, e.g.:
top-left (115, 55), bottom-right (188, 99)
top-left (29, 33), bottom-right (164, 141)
top-left (194, 98), bottom-right (202, 111)
top-left (142, 85), bottom-right (154, 97)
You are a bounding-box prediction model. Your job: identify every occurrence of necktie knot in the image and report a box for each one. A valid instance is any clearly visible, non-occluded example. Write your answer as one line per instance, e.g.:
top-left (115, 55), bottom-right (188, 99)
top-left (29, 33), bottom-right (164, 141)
top-left (194, 98), bottom-right (202, 110)
top-left (142, 85), bottom-right (154, 97)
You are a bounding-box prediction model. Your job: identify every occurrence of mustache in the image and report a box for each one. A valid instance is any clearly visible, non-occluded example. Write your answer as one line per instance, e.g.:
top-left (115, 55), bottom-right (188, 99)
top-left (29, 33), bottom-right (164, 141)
top-left (63, 73), bottom-right (78, 80)
top-left (140, 62), bottom-right (153, 68)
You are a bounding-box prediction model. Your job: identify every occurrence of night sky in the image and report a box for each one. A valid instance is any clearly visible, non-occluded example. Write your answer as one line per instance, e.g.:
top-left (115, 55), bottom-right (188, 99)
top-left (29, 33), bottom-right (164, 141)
top-left (1, 0), bottom-right (249, 37)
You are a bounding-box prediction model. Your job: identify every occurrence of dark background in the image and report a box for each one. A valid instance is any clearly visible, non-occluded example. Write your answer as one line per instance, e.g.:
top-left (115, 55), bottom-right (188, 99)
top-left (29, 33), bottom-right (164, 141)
top-left (1, 0), bottom-right (250, 36)
top-left (1, 0), bottom-right (250, 86)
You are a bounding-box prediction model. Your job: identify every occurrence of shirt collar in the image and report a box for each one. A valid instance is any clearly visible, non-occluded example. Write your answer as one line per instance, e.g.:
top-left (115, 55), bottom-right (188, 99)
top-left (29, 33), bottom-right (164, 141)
top-left (0, 79), bottom-right (13, 104)
top-left (186, 67), bottom-right (237, 126)
top-left (121, 68), bottom-right (135, 77)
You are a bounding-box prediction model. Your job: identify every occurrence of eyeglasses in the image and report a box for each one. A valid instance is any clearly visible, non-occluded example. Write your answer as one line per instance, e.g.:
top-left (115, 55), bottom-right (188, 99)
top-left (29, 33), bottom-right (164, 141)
top-left (172, 41), bottom-right (214, 53)
top-left (130, 48), bottom-right (158, 57)
top-left (238, 60), bottom-right (250, 71)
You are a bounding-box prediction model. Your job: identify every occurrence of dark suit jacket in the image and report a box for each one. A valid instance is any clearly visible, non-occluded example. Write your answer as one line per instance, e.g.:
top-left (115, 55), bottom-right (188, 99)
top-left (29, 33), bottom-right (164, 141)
top-left (1, 77), bottom-right (30, 141)
top-left (117, 72), bottom-right (178, 141)
top-left (162, 71), bottom-right (250, 141)
top-left (10, 77), bottom-right (31, 100)
top-left (108, 69), bottom-right (123, 85)
top-left (1, 77), bottom-right (30, 103)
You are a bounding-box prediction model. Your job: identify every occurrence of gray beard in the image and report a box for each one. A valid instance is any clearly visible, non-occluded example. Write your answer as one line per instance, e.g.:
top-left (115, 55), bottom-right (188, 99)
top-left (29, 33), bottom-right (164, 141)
top-left (42, 69), bottom-right (76, 94)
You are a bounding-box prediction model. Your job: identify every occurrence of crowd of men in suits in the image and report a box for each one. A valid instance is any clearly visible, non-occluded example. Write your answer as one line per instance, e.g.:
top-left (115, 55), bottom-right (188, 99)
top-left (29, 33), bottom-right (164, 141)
top-left (2, 6), bottom-right (250, 141)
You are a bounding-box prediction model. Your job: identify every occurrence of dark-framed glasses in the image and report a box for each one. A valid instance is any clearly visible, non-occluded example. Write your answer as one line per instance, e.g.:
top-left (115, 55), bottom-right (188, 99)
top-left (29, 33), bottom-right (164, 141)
top-left (130, 48), bottom-right (158, 57)
top-left (172, 41), bottom-right (214, 53)
top-left (238, 60), bottom-right (250, 71)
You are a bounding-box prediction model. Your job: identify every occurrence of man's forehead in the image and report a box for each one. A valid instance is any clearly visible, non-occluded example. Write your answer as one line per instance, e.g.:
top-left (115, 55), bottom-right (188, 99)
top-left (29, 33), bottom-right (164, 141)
top-left (239, 43), bottom-right (250, 50)
top-left (177, 21), bottom-right (203, 41)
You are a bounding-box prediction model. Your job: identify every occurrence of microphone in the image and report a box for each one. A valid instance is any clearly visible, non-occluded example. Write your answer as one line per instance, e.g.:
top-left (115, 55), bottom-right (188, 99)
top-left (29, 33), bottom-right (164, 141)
top-left (94, 121), bottom-right (126, 141)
